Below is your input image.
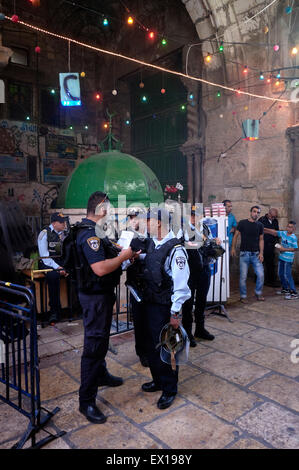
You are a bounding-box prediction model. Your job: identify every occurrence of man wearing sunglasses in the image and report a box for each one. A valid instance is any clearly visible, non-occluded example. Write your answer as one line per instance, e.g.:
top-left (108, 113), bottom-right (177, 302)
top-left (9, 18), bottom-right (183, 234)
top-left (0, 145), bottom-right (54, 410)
top-left (231, 206), bottom-right (265, 303)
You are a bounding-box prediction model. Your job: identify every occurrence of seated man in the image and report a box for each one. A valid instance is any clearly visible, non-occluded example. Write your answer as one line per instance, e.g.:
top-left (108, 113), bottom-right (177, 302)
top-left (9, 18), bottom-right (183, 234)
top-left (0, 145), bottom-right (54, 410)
top-left (37, 212), bottom-right (68, 324)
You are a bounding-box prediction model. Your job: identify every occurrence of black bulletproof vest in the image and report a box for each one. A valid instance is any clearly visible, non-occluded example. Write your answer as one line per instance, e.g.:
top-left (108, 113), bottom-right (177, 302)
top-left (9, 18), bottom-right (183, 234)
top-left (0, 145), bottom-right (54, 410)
top-left (185, 232), bottom-right (204, 276)
top-left (39, 227), bottom-right (62, 269)
top-left (142, 237), bottom-right (184, 305)
top-left (76, 223), bottom-right (122, 294)
top-left (47, 227), bottom-right (62, 258)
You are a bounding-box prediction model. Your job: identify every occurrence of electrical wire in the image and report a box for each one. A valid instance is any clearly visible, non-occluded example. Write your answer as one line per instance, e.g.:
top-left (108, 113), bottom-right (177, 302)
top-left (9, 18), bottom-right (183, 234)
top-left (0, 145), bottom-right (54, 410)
top-left (185, 0), bottom-right (280, 75)
top-left (4, 15), bottom-right (293, 104)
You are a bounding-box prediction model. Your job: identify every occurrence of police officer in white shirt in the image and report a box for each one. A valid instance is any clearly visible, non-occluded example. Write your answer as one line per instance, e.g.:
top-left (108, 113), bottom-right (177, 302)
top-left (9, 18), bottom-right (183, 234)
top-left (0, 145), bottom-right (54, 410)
top-left (138, 207), bottom-right (191, 410)
top-left (37, 212), bottom-right (68, 324)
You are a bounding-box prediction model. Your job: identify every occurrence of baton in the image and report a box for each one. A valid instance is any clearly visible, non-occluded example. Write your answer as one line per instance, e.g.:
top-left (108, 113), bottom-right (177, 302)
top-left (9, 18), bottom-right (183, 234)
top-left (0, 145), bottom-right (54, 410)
top-left (127, 285), bottom-right (142, 303)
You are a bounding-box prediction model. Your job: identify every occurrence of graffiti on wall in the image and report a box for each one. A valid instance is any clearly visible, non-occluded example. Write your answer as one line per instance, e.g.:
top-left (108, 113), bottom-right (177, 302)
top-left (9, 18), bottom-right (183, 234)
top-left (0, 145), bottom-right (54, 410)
top-left (0, 120), bottom-right (38, 157)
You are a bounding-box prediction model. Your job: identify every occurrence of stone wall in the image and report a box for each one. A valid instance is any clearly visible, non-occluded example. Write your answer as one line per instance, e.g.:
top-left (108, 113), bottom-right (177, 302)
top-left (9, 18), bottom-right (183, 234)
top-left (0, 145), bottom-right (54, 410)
top-left (181, 0), bottom-right (299, 279)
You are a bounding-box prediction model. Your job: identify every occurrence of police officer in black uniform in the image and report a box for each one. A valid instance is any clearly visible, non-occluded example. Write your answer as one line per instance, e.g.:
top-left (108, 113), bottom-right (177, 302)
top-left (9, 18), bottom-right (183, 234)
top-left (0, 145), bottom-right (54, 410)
top-left (125, 209), bottom-right (149, 367)
top-left (134, 207), bottom-right (191, 410)
top-left (76, 191), bottom-right (137, 424)
top-left (181, 207), bottom-right (221, 346)
top-left (37, 212), bottom-right (68, 324)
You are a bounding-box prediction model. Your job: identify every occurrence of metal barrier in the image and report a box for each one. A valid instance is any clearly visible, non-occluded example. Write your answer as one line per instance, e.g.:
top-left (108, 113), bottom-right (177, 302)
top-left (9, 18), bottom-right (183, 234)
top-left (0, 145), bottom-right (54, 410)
top-left (0, 280), bottom-right (65, 449)
top-left (111, 283), bottom-right (134, 335)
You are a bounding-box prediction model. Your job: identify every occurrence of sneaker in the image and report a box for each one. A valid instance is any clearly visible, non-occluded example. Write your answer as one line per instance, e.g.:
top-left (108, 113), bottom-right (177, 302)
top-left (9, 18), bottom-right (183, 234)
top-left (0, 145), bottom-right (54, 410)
top-left (276, 289), bottom-right (289, 295)
top-left (285, 291), bottom-right (298, 300)
top-left (255, 295), bottom-right (265, 301)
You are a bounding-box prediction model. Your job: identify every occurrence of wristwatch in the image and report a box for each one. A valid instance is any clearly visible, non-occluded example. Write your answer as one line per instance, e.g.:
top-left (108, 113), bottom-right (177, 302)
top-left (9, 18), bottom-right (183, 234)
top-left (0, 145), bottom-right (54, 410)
top-left (171, 310), bottom-right (182, 319)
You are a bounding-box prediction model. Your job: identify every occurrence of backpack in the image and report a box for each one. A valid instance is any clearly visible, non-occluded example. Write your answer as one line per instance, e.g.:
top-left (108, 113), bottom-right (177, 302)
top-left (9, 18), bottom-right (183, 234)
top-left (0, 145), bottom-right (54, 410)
top-left (59, 222), bottom-right (89, 287)
top-left (59, 222), bottom-right (122, 292)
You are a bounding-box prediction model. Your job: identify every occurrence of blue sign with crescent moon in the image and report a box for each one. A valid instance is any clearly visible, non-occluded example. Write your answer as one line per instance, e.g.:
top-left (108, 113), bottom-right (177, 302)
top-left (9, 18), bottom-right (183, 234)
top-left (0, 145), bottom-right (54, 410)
top-left (59, 72), bottom-right (81, 106)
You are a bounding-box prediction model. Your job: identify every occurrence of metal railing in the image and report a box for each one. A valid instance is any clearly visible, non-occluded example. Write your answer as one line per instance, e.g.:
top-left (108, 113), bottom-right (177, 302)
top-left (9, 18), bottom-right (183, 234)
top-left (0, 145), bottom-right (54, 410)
top-left (0, 280), bottom-right (65, 449)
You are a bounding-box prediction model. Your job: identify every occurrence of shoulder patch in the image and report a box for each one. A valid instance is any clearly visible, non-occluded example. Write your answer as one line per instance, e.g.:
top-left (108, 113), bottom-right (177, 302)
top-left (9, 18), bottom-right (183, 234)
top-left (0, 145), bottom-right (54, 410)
top-left (38, 229), bottom-right (47, 241)
top-left (87, 237), bottom-right (101, 251)
top-left (176, 256), bottom-right (186, 270)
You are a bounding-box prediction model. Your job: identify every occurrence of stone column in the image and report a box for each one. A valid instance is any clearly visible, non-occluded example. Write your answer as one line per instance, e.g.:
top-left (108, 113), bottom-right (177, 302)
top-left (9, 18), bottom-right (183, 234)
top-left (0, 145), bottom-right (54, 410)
top-left (180, 142), bottom-right (203, 203)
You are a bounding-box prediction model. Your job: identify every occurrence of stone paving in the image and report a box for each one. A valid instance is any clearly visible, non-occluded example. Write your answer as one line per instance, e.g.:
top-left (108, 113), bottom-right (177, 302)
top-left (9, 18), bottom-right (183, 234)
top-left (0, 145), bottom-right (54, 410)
top-left (0, 281), bottom-right (298, 449)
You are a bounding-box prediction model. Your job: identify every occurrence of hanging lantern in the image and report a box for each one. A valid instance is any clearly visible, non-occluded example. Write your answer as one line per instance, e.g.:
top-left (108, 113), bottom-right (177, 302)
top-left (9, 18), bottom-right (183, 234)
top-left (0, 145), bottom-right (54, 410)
top-left (242, 119), bottom-right (259, 140)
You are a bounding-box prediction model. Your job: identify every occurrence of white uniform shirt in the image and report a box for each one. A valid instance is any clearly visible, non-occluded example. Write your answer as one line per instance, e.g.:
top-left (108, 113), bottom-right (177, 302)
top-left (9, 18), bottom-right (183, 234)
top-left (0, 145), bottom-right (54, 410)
top-left (152, 230), bottom-right (191, 313)
top-left (37, 224), bottom-right (63, 270)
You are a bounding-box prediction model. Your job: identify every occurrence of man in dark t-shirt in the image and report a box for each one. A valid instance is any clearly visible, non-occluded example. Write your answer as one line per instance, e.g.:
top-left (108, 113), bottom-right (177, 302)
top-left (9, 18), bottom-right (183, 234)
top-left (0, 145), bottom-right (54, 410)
top-left (259, 208), bottom-right (279, 286)
top-left (231, 206), bottom-right (265, 303)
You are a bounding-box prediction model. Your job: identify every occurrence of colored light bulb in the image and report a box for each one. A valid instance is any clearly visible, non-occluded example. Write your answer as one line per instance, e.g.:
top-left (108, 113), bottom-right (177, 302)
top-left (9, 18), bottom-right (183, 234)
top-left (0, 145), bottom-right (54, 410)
top-left (291, 47), bottom-right (298, 55)
top-left (142, 95), bottom-right (147, 102)
top-left (161, 88), bottom-right (166, 94)
top-left (219, 42), bottom-right (224, 52)
top-left (148, 31), bottom-right (155, 40)
top-left (96, 93), bottom-right (101, 100)
top-left (205, 54), bottom-right (212, 63)
top-left (102, 18), bottom-right (109, 26)
top-left (273, 44), bottom-right (280, 52)
top-left (127, 16), bottom-right (134, 25)
top-left (217, 91), bottom-right (221, 97)
top-left (161, 38), bottom-right (167, 46)
top-left (259, 72), bottom-right (264, 80)
top-left (243, 65), bottom-right (248, 74)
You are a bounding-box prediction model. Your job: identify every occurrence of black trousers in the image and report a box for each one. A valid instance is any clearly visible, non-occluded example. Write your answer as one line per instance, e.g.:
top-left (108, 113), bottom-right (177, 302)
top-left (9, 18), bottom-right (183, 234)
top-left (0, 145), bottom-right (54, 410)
top-left (45, 270), bottom-right (61, 319)
top-left (182, 265), bottom-right (211, 337)
top-left (79, 291), bottom-right (115, 406)
top-left (144, 303), bottom-right (178, 395)
top-left (130, 295), bottom-right (148, 359)
top-left (263, 247), bottom-right (276, 285)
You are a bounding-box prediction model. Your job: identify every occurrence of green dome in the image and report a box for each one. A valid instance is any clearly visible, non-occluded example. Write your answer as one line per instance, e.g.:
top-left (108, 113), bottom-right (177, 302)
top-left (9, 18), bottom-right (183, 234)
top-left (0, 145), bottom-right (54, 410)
top-left (56, 150), bottom-right (164, 209)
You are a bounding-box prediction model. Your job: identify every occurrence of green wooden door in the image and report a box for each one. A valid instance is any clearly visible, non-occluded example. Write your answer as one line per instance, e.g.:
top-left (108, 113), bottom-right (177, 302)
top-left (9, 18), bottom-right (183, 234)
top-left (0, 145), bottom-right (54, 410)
top-left (130, 72), bottom-right (188, 201)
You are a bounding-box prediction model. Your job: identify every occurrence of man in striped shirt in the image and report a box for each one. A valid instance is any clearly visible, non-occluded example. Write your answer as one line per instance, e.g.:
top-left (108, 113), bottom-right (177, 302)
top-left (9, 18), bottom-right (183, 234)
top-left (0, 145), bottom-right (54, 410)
top-left (264, 221), bottom-right (298, 299)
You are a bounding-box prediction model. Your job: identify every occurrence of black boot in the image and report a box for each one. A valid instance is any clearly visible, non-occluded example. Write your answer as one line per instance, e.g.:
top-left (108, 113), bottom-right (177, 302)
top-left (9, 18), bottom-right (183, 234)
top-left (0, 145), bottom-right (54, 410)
top-left (194, 328), bottom-right (215, 341)
top-left (188, 334), bottom-right (197, 347)
top-left (98, 371), bottom-right (123, 387)
top-left (79, 403), bottom-right (107, 424)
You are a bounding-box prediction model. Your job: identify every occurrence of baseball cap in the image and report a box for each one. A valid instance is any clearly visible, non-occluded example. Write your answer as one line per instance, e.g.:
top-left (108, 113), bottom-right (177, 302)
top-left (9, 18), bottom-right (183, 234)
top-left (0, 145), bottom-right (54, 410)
top-left (50, 212), bottom-right (67, 223)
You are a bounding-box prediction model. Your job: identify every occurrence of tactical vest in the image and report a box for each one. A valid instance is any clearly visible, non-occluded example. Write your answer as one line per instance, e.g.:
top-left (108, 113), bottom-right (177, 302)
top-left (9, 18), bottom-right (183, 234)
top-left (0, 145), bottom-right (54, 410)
top-left (142, 237), bottom-right (184, 305)
top-left (76, 222), bottom-right (122, 294)
top-left (185, 232), bottom-right (204, 276)
top-left (39, 227), bottom-right (63, 269)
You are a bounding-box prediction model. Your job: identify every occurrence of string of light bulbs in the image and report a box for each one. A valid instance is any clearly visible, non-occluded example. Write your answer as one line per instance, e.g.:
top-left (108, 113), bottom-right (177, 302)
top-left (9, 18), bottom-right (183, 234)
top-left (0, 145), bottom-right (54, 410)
top-left (4, 14), bottom-right (293, 104)
top-left (185, 0), bottom-right (280, 75)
